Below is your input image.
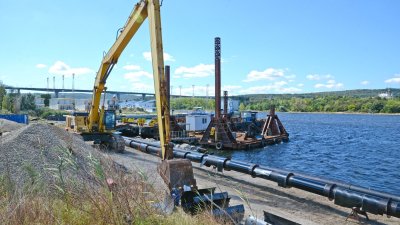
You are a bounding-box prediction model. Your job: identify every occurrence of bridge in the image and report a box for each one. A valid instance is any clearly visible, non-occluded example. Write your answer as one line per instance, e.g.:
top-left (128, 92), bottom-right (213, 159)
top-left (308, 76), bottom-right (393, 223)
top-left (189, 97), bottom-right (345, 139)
top-left (3, 86), bottom-right (155, 99)
top-left (3, 86), bottom-right (208, 99)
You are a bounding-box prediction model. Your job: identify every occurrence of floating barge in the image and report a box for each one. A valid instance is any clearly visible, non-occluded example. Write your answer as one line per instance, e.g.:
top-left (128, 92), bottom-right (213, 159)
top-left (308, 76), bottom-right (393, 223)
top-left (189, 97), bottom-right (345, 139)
top-left (118, 38), bottom-right (289, 150)
top-left (199, 38), bottom-right (288, 150)
top-left (199, 106), bottom-right (289, 150)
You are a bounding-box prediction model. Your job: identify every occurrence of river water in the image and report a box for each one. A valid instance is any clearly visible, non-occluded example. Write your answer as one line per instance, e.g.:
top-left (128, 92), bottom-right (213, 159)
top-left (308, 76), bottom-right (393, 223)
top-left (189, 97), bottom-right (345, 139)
top-left (213, 113), bottom-right (400, 195)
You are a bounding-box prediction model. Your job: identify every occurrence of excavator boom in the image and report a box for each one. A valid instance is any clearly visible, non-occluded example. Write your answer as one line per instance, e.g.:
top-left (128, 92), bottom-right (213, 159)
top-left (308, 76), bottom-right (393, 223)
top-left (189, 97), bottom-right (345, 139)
top-left (86, 0), bottom-right (171, 159)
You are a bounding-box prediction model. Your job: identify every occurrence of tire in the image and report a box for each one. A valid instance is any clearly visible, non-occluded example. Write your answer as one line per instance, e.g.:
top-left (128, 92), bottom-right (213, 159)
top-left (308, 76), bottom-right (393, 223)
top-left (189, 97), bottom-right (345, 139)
top-left (215, 142), bottom-right (223, 150)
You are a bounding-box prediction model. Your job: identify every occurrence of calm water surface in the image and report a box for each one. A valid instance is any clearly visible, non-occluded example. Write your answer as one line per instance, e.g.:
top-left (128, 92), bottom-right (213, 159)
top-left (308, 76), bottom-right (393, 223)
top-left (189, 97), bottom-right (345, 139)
top-left (213, 113), bottom-right (400, 195)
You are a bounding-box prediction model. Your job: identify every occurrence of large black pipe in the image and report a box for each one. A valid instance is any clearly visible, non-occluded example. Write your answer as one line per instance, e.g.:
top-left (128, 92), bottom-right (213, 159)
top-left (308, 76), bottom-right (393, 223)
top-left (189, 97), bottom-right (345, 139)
top-left (124, 137), bottom-right (400, 219)
top-left (125, 138), bottom-right (400, 201)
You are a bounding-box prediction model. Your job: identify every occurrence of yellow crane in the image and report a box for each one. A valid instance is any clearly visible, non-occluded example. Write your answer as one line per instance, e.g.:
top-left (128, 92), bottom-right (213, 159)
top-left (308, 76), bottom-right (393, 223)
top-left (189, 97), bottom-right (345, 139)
top-left (66, 0), bottom-right (195, 189)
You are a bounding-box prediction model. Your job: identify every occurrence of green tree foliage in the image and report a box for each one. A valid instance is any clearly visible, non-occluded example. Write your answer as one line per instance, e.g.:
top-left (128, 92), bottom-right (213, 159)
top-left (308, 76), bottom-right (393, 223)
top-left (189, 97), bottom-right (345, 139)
top-left (40, 94), bottom-right (51, 107)
top-left (21, 93), bottom-right (36, 111)
top-left (382, 100), bottom-right (400, 113)
top-left (0, 85), bottom-right (6, 110)
top-left (239, 103), bottom-right (246, 111)
top-left (170, 98), bottom-right (214, 110)
top-left (1, 93), bottom-right (19, 113)
top-left (170, 95), bottom-right (400, 114)
top-left (1, 94), bottom-right (10, 111)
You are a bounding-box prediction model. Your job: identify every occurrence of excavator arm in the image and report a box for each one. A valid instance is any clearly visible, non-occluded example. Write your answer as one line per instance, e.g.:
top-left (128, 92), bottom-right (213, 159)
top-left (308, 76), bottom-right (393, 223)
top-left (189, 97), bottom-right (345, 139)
top-left (87, 0), bottom-right (172, 159)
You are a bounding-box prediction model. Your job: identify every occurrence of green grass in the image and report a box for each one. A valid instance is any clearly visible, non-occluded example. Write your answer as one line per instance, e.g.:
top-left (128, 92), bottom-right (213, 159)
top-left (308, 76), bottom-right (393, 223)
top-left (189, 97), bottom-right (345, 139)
top-left (0, 149), bottom-right (220, 225)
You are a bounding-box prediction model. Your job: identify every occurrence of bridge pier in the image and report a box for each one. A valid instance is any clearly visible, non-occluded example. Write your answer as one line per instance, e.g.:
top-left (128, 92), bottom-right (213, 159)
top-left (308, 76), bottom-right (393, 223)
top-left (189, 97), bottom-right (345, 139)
top-left (54, 90), bottom-right (59, 98)
top-left (116, 93), bottom-right (121, 101)
top-left (142, 93), bottom-right (146, 100)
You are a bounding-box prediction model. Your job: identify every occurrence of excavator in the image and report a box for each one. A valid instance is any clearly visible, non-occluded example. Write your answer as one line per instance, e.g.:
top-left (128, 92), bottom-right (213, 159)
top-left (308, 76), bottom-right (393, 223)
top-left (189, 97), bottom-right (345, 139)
top-left (66, 0), bottom-right (243, 221)
top-left (66, 0), bottom-right (196, 190)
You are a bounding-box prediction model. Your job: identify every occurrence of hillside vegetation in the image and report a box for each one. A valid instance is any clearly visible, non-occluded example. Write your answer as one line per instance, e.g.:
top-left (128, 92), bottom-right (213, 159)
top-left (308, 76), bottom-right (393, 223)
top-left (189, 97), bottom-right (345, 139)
top-left (171, 89), bottom-right (400, 113)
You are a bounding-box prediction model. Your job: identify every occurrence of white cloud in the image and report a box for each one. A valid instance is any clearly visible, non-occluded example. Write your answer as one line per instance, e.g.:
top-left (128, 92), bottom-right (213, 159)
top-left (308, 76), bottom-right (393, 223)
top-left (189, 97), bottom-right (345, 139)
top-left (361, 80), bottom-right (369, 85)
top-left (281, 87), bottom-right (302, 93)
top-left (48, 61), bottom-right (93, 76)
top-left (327, 79), bottom-right (336, 84)
top-left (123, 71), bottom-right (152, 82)
top-left (385, 74), bottom-right (400, 84)
top-left (174, 64), bottom-right (214, 78)
top-left (285, 74), bottom-right (296, 79)
top-left (243, 68), bottom-right (285, 82)
top-left (220, 85), bottom-right (242, 95)
top-left (306, 74), bottom-right (320, 80)
top-left (123, 64), bottom-right (141, 71)
top-left (306, 74), bottom-right (333, 81)
top-left (315, 79), bottom-right (343, 89)
top-left (122, 68), bottom-right (154, 92)
top-left (239, 81), bottom-right (301, 94)
top-left (143, 52), bottom-right (151, 61)
top-left (325, 74), bottom-right (334, 79)
top-left (143, 51), bottom-right (175, 62)
top-left (36, 64), bottom-right (47, 69)
top-left (297, 83), bottom-right (304, 87)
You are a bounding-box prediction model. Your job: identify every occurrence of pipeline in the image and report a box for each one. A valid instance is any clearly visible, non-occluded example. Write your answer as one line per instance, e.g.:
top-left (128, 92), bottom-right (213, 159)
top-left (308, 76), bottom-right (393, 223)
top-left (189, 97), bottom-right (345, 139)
top-left (124, 137), bottom-right (400, 219)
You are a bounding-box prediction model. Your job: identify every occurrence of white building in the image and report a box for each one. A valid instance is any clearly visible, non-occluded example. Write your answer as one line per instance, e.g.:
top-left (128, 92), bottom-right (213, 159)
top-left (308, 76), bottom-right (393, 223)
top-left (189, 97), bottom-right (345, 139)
top-left (378, 90), bottom-right (393, 99)
top-left (50, 98), bottom-right (75, 110)
top-left (185, 114), bottom-right (211, 131)
top-left (221, 99), bottom-right (240, 113)
top-left (34, 98), bottom-right (45, 108)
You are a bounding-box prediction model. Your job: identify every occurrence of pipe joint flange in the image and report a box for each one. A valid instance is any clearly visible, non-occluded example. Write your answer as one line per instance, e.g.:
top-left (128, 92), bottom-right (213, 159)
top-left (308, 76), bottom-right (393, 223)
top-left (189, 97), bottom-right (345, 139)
top-left (173, 151), bottom-right (186, 158)
top-left (139, 143), bottom-right (148, 152)
top-left (183, 151), bottom-right (191, 158)
top-left (202, 156), bottom-right (228, 172)
top-left (323, 183), bottom-right (336, 201)
top-left (200, 154), bottom-right (209, 167)
top-left (250, 164), bottom-right (260, 178)
top-left (273, 172), bottom-right (293, 188)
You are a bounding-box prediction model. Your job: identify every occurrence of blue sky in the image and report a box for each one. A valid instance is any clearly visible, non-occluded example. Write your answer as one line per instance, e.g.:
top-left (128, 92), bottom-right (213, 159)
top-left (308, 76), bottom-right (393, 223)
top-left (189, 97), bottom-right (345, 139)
top-left (0, 0), bottom-right (399, 96)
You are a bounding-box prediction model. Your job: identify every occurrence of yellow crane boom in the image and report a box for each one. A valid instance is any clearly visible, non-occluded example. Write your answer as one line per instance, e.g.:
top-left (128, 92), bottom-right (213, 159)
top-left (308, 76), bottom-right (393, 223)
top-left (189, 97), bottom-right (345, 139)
top-left (87, 0), bottom-right (172, 159)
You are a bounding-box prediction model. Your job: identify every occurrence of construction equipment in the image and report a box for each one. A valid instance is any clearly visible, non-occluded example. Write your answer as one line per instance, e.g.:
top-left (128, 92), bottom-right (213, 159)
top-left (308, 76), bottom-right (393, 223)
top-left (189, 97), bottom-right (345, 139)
top-left (67, 0), bottom-right (173, 153)
top-left (66, 0), bottom-right (243, 220)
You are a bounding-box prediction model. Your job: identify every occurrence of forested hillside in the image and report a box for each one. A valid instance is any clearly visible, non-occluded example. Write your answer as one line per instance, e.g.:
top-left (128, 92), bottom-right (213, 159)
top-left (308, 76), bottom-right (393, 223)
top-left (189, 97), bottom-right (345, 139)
top-left (170, 89), bottom-right (400, 113)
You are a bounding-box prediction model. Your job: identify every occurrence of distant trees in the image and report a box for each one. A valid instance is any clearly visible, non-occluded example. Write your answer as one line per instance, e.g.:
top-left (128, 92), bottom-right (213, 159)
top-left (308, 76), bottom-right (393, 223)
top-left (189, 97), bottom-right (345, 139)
top-left (1, 93), bottom-right (19, 113)
top-left (1, 92), bottom-right (36, 113)
top-left (170, 98), bottom-right (214, 110)
top-left (21, 93), bottom-right (36, 111)
top-left (0, 85), bottom-right (6, 110)
top-left (40, 94), bottom-right (51, 107)
top-left (171, 95), bottom-right (400, 114)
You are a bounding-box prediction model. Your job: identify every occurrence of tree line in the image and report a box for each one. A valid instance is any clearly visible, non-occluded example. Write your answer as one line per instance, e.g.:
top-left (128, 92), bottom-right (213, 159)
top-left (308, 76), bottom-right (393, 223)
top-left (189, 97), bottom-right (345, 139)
top-left (170, 95), bottom-right (400, 114)
top-left (240, 95), bottom-right (400, 113)
top-left (2, 84), bottom-right (399, 114)
top-left (0, 85), bottom-right (56, 117)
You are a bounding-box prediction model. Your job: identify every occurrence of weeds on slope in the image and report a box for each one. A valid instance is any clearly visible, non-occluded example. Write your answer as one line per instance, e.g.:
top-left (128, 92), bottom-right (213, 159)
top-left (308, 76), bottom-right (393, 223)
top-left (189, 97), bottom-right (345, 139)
top-left (0, 146), bottom-right (218, 225)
